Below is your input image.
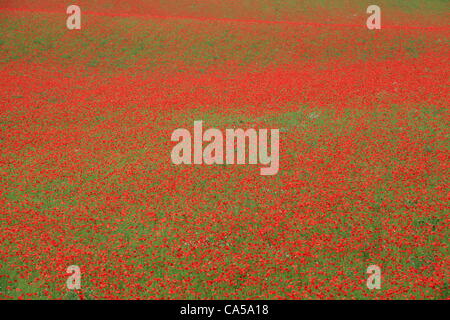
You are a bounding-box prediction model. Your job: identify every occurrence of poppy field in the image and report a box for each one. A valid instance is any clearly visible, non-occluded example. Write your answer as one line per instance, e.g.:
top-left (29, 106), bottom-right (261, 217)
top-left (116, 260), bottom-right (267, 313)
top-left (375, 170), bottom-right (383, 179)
top-left (0, 0), bottom-right (449, 300)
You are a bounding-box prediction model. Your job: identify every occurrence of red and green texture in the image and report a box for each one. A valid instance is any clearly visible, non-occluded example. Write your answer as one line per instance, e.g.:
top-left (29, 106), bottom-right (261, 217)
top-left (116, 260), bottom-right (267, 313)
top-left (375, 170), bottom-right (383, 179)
top-left (0, 0), bottom-right (449, 299)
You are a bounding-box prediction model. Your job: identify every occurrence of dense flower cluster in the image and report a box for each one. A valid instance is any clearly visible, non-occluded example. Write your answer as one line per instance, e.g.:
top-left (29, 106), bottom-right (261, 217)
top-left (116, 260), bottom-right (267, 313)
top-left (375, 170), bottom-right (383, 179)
top-left (0, 1), bottom-right (448, 299)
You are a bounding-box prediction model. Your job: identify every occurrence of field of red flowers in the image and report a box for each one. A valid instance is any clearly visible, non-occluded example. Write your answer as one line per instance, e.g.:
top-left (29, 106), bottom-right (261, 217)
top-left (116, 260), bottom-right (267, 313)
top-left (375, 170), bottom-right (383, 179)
top-left (0, 0), bottom-right (449, 299)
